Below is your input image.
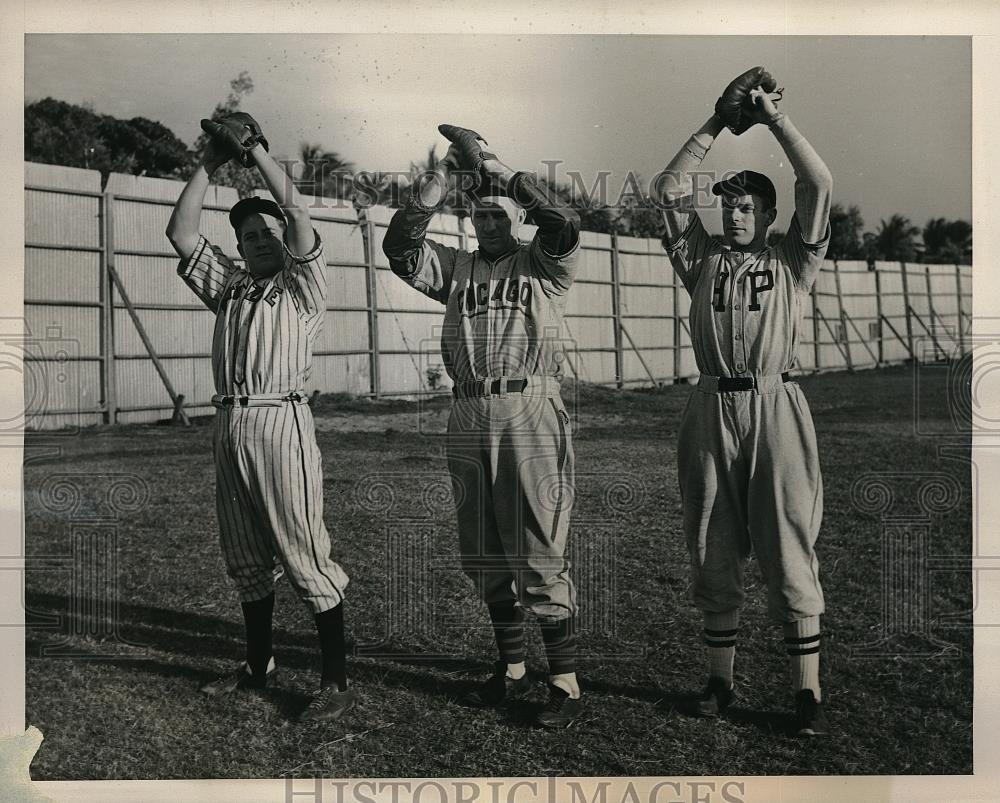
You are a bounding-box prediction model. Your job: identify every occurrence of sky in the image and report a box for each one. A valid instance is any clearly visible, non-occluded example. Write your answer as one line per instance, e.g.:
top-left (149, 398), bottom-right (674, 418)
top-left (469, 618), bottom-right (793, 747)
top-left (25, 34), bottom-right (971, 231)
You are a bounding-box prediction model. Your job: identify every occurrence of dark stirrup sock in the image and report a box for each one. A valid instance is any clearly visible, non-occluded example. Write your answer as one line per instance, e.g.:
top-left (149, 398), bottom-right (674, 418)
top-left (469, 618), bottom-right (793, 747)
top-left (315, 601), bottom-right (348, 689)
top-left (242, 592), bottom-right (275, 679)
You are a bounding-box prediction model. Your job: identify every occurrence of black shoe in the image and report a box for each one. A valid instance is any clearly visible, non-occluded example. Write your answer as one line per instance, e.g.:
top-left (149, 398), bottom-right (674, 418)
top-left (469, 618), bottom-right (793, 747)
top-left (794, 689), bottom-right (829, 737)
top-left (536, 683), bottom-right (584, 729)
top-left (693, 676), bottom-right (735, 718)
top-left (298, 684), bottom-right (358, 724)
top-left (462, 662), bottom-right (534, 708)
top-left (200, 658), bottom-right (276, 696)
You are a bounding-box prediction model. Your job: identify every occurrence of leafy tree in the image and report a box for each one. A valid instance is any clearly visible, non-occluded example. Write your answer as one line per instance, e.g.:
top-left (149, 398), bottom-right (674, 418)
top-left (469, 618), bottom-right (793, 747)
top-left (191, 71), bottom-right (265, 197)
top-left (828, 203), bottom-right (865, 260)
top-left (923, 217), bottom-right (972, 264)
top-left (873, 214), bottom-right (921, 262)
top-left (25, 97), bottom-right (190, 185)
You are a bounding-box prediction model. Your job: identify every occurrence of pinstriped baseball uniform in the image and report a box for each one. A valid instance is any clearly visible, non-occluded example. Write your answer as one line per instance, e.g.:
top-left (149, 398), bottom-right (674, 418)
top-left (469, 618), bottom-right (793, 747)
top-left (383, 172), bottom-right (579, 621)
top-left (665, 212), bottom-right (830, 621)
top-left (179, 233), bottom-right (348, 613)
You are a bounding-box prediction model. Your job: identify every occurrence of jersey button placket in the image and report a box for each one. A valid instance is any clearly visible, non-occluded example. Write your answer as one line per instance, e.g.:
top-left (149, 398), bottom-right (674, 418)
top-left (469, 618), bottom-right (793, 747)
top-left (732, 264), bottom-right (745, 375)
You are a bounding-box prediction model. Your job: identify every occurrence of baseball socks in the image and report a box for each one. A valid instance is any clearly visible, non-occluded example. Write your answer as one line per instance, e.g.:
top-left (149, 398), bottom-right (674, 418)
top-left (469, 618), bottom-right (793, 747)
top-left (487, 601), bottom-right (526, 678)
top-left (539, 616), bottom-right (580, 697)
top-left (703, 610), bottom-right (739, 689)
top-left (314, 602), bottom-right (349, 690)
top-left (784, 616), bottom-right (822, 700)
top-left (241, 592), bottom-right (275, 679)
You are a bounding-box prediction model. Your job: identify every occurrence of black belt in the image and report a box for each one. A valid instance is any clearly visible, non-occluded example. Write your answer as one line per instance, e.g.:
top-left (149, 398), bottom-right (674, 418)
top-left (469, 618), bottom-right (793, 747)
top-left (452, 378), bottom-right (529, 399)
top-left (714, 372), bottom-right (791, 392)
top-left (213, 391), bottom-right (304, 407)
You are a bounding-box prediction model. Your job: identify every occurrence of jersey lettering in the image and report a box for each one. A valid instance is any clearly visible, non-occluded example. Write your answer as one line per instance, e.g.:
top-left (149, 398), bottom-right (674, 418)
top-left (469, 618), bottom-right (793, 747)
top-left (264, 286), bottom-right (284, 306)
top-left (748, 269), bottom-right (775, 311)
top-left (457, 277), bottom-right (533, 317)
top-left (712, 271), bottom-right (729, 312)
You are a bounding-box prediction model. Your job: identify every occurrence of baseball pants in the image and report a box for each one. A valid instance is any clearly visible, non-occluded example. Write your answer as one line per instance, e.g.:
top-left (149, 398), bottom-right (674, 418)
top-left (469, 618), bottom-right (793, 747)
top-left (213, 396), bottom-right (349, 613)
top-left (446, 391), bottom-right (577, 621)
top-left (677, 377), bottom-right (824, 622)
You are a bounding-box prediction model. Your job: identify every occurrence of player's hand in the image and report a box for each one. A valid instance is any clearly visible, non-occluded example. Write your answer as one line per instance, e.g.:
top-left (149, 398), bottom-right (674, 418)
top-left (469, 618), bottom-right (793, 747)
top-left (745, 87), bottom-right (784, 126)
top-left (201, 139), bottom-right (229, 174)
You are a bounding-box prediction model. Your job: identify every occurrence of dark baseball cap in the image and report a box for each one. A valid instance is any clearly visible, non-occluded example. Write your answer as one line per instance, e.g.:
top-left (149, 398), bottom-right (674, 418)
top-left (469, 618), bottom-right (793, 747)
top-left (712, 170), bottom-right (776, 209)
top-left (229, 197), bottom-right (286, 235)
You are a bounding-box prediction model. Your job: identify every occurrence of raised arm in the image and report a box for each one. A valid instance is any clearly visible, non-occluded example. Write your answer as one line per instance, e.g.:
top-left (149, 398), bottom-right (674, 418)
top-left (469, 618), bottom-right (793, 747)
top-left (165, 140), bottom-right (227, 259)
top-left (767, 112), bottom-right (833, 245)
top-left (737, 86), bottom-right (833, 244)
top-left (248, 143), bottom-right (315, 257)
top-left (655, 115), bottom-right (726, 244)
top-left (382, 145), bottom-right (461, 304)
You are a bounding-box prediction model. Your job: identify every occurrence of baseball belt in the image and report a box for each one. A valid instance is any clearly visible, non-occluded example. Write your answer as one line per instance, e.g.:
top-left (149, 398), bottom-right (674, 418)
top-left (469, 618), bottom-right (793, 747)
top-left (212, 391), bottom-right (309, 408)
top-left (452, 376), bottom-right (560, 399)
top-left (698, 372), bottom-right (791, 393)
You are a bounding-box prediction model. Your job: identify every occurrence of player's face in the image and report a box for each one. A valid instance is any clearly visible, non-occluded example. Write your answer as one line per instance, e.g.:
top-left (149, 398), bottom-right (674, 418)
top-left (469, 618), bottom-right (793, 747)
top-left (237, 213), bottom-right (287, 279)
top-left (471, 204), bottom-right (516, 259)
top-left (721, 193), bottom-right (775, 249)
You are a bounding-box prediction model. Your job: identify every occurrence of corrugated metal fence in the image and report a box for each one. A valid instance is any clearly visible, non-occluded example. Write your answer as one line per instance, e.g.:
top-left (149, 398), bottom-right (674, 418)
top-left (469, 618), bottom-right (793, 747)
top-left (23, 162), bottom-right (972, 429)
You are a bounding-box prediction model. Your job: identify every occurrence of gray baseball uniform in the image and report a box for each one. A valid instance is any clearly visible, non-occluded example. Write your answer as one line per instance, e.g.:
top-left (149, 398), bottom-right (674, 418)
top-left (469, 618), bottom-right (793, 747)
top-left (383, 172), bottom-right (580, 620)
top-left (665, 212), bottom-right (829, 621)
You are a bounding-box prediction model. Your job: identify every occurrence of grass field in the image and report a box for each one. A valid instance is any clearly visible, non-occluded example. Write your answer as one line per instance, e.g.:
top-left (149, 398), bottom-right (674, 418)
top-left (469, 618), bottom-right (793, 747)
top-left (23, 365), bottom-right (972, 779)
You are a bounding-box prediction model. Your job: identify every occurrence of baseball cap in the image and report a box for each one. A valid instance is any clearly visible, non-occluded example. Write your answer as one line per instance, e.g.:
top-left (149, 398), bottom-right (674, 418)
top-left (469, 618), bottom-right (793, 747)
top-left (712, 170), bottom-right (776, 210)
top-left (229, 197), bottom-right (286, 235)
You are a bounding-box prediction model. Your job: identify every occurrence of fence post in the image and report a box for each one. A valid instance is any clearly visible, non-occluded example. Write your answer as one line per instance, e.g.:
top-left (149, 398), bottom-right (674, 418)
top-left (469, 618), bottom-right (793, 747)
top-left (874, 265), bottom-right (884, 366)
top-left (955, 264), bottom-right (965, 356)
top-left (101, 192), bottom-right (117, 424)
top-left (901, 261), bottom-right (915, 362)
top-left (811, 282), bottom-right (821, 372)
top-left (362, 212), bottom-right (381, 399)
top-left (924, 265), bottom-right (940, 361)
top-left (673, 260), bottom-right (682, 383)
top-left (609, 231), bottom-right (624, 389)
top-left (833, 260), bottom-right (853, 371)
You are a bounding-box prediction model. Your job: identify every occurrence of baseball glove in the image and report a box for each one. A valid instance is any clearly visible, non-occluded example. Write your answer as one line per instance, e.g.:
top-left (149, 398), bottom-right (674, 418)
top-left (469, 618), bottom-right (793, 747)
top-left (437, 124), bottom-right (498, 175)
top-left (715, 67), bottom-right (782, 136)
top-left (199, 112), bottom-right (269, 168)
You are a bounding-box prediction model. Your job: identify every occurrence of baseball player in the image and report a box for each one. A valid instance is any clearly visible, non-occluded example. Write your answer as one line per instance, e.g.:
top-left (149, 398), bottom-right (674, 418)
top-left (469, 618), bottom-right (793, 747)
top-left (382, 125), bottom-right (584, 728)
top-left (165, 113), bottom-right (354, 724)
top-left (655, 68), bottom-right (833, 736)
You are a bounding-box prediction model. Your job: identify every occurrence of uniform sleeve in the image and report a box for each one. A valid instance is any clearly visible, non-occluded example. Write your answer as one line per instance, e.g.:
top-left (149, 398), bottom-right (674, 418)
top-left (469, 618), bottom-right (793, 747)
top-left (177, 235), bottom-right (240, 312)
top-left (277, 228), bottom-right (327, 317)
top-left (661, 213), bottom-right (721, 294)
top-left (777, 212), bottom-right (831, 291)
top-left (382, 200), bottom-right (459, 305)
top-left (510, 172), bottom-right (581, 296)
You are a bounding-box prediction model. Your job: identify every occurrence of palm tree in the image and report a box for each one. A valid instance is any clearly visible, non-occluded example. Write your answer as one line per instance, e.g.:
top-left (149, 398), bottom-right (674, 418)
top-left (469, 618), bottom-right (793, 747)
top-left (875, 214), bottom-right (921, 262)
top-left (923, 217), bottom-right (972, 264)
top-left (298, 143), bottom-right (356, 201)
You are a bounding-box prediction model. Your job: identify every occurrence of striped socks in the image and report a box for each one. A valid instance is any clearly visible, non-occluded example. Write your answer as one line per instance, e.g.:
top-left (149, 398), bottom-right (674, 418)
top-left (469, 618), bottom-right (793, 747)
top-left (487, 602), bottom-right (526, 666)
top-left (539, 615), bottom-right (578, 676)
top-left (783, 616), bottom-right (821, 700)
top-left (703, 610), bottom-right (739, 687)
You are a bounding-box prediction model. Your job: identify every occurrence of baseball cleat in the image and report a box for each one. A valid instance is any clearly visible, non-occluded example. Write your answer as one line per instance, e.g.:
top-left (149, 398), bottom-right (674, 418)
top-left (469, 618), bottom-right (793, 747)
top-left (535, 683), bottom-right (584, 729)
top-left (298, 683), bottom-right (358, 724)
top-left (692, 675), bottom-right (735, 718)
top-left (461, 662), bottom-right (535, 708)
top-left (199, 657), bottom-right (276, 696)
top-left (793, 689), bottom-right (829, 737)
